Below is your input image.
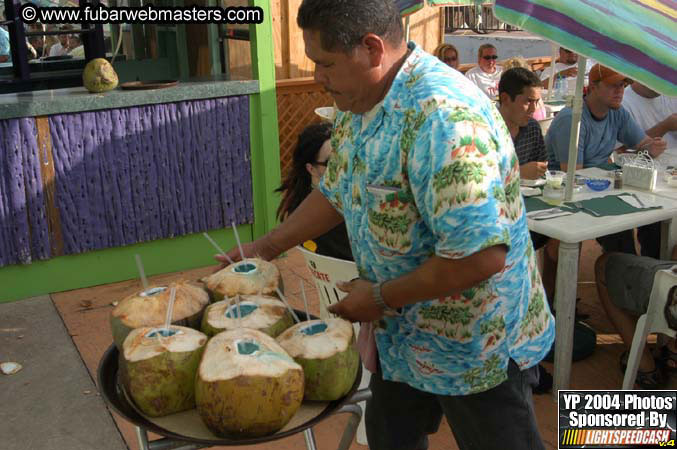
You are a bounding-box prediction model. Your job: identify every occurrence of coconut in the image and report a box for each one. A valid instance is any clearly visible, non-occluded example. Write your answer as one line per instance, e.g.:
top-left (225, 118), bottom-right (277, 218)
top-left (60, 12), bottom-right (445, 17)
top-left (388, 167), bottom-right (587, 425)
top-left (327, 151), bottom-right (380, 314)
top-left (195, 328), bottom-right (304, 438)
top-left (202, 258), bottom-right (281, 301)
top-left (120, 325), bottom-right (207, 417)
top-left (82, 58), bottom-right (118, 93)
top-left (276, 318), bottom-right (358, 401)
top-left (201, 294), bottom-right (294, 338)
top-left (110, 281), bottom-right (209, 350)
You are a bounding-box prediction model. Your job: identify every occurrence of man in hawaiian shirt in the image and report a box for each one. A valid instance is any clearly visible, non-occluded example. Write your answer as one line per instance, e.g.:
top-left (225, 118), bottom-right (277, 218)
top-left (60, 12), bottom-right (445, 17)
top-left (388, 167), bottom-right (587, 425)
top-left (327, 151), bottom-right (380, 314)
top-left (220, 1), bottom-right (554, 448)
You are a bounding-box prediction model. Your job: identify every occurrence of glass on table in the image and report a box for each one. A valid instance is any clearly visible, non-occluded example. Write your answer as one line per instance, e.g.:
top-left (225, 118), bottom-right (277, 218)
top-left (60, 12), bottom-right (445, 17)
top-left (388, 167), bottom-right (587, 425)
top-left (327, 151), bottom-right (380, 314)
top-left (545, 170), bottom-right (565, 188)
top-left (542, 184), bottom-right (565, 206)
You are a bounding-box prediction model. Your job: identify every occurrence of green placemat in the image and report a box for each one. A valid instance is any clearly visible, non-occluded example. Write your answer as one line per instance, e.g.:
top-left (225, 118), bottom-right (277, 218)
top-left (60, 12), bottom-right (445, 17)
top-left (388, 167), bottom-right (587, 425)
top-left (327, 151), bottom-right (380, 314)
top-left (524, 197), bottom-right (575, 213)
top-left (595, 162), bottom-right (622, 171)
top-left (564, 193), bottom-right (661, 216)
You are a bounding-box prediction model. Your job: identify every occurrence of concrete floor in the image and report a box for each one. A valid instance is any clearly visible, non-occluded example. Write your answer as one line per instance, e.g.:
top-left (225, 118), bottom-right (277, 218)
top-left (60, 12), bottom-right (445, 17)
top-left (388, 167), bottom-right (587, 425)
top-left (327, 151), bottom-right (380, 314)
top-left (2, 244), bottom-right (675, 450)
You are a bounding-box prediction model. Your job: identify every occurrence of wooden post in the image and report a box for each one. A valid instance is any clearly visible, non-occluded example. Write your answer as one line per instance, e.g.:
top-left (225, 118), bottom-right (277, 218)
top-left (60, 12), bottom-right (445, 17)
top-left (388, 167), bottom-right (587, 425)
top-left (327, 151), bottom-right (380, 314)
top-left (35, 117), bottom-right (64, 257)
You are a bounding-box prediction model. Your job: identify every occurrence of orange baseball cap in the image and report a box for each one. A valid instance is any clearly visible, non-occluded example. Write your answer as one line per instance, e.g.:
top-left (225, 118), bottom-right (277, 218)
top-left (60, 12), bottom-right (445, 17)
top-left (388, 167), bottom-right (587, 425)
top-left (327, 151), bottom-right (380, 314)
top-left (589, 64), bottom-right (633, 85)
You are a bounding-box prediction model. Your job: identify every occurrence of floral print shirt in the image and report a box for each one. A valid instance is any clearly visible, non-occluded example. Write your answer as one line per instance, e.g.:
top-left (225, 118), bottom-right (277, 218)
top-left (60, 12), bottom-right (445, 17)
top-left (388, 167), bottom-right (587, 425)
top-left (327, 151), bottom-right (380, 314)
top-left (319, 42), bottom-right (555, 396)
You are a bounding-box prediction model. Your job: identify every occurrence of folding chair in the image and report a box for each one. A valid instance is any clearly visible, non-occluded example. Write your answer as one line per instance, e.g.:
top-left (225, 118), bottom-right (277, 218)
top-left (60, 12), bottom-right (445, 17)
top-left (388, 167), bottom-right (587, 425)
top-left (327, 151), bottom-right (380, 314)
top-left (622, 266), bottom-right (677, 389)
top-left (297, 246), bottom-right (370, 446)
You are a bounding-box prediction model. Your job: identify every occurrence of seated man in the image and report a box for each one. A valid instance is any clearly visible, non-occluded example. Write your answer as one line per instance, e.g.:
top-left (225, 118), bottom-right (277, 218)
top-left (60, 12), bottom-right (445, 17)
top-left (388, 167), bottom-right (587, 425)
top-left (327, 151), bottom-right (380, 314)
top-left (498, 68), bottom-right (555, 299)
top-left (0, 19), bottom-right (10, 63)
top-left (465, 43), bottom-right (502, 98)
top-left (621, 82), bottom-right (677, 258)
top-left (546, 64), bottom-right (666, 171)
top-left (595, 250), bottom-right (677, 388)
top-left (546, 64), bottom-right (667, 254)
top-left (539, 47), bottom-right (578, 89)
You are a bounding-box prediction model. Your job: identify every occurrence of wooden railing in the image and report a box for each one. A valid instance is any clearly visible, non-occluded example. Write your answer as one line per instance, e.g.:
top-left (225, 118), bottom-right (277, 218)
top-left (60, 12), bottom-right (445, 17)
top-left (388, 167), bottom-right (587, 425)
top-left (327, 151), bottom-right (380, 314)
top-left (275, 56), bottom-right (554, 174)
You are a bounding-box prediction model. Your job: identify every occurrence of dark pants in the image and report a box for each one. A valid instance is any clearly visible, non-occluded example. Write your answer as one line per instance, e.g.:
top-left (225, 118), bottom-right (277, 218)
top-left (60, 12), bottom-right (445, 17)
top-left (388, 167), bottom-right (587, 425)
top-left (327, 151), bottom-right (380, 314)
top-left (365, 360), bottom-right (545, 450)
top-left (596, 230), bottom-right (636, 254)
top-left (637, 222), bottom-right (661, 259)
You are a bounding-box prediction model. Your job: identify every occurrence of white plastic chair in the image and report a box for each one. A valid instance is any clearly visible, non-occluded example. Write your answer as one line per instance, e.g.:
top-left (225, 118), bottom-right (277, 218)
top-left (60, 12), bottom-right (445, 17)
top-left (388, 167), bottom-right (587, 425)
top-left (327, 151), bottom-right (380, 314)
top-left (622, 266), bottom-right (677, 389)
top-left (538, 117), bottom-right (554, 135)
top-left (296, 246), bottom-right (370, 446)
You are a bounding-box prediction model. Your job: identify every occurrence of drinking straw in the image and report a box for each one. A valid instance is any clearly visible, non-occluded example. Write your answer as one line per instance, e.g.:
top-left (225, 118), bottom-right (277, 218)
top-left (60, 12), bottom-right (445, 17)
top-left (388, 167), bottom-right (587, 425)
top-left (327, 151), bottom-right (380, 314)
top-left (275, 287), bottom-right (301, 323)
top-left (135, 254), bottom-right (149, 291)
top-left (163, 286), bottom-right (177, 332)
top-left (203, 232), bottom-right (234, 265)
top-left (300, 279), bottom-right (311, 322)
top-left (231, 222), bottom-right (246, 263)
top-left (236, 294), bottom-right (242, 329)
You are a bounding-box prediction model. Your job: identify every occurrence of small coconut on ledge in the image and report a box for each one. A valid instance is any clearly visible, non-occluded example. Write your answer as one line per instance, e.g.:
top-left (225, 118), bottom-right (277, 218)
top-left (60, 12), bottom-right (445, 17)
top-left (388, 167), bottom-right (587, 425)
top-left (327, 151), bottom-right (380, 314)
top-left (83, 58), bottom-right (118, 93)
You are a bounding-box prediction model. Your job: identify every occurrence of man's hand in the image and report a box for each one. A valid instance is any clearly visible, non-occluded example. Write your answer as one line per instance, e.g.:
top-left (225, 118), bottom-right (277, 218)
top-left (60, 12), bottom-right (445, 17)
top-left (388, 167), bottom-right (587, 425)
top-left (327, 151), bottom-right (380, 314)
top-left (559, 67), bottom-right (578, 78)
top-left (642, 137), bottom-right (667, 158)
top-left (327, 279), bottom-right (383, 322)
top-left (660, 113), bottom-right (677, 132)
top-left (520, 161), bottom-right (548, 180)
top-left (213, 235), bottom-right (281, 271)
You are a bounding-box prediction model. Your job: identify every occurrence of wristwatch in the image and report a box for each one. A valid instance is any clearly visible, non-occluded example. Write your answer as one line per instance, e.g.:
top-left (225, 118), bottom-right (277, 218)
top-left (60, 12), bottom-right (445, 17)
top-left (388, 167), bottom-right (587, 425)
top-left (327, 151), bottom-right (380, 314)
top-left (372, 282), bottom-right (397, 314)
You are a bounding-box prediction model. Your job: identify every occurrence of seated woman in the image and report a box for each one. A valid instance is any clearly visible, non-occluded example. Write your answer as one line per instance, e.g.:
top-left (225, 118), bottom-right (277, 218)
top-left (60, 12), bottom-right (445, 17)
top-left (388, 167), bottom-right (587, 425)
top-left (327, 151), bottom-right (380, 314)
top-left (433, 43), bottom-right (460, 70)
top-left (595, 250), bottom-right (677, 388)
top-left (276, 122), bottom-right (353, 261)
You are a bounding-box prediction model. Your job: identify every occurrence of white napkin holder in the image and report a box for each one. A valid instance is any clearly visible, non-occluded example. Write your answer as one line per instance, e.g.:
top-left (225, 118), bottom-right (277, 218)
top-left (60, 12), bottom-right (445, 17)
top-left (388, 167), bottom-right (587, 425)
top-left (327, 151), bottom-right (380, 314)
top-left (621, 152), bottom-right (657, 191)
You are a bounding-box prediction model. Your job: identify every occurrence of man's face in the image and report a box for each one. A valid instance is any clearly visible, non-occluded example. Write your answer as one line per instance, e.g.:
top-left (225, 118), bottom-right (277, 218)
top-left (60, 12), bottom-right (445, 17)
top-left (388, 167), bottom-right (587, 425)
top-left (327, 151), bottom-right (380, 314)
top-left (304, 30), bottom-right (378, 114)
top-left (501, 86), bottom-right (541, 127)
top-left (594, 80), bottom-right (629, 109)
top-left (560, 49), bottom-right (578, 65)
top-left (478, 47), bottom-right (498, 73)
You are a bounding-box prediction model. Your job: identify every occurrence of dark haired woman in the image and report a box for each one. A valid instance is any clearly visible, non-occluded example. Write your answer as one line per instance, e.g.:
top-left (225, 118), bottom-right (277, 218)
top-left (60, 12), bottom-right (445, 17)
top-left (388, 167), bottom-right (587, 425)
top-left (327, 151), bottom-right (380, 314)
top-left (276, 122), bottom-right (353, 261)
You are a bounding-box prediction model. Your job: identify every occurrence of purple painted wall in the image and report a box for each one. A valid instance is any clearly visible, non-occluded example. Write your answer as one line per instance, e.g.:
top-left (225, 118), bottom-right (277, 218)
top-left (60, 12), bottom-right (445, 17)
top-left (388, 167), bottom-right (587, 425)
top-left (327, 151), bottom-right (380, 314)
top-left (0, 95), bottom-right (252, 267)
top-left (0, 118), bottom-right (50, 266)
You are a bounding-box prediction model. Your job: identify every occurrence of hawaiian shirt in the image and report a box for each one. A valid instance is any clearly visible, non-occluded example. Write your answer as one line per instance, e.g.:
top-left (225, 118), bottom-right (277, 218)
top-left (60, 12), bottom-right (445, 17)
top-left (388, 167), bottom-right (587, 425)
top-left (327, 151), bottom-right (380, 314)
top-left (319, 42), bottom-right (555, 396)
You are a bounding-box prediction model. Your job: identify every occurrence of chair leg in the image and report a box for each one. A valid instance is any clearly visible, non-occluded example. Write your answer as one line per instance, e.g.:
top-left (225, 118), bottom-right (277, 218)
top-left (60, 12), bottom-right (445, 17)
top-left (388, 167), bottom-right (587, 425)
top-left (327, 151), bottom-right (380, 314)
top-left (622, 314), bottom-right (650, 389)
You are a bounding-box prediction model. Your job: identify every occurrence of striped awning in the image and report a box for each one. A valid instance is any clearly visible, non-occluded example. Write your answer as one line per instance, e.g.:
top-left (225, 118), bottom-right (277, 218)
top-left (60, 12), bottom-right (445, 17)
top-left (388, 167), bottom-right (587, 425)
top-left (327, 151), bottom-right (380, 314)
top-left (426, 1), bottom-right (491, 5)
top-left (493, 0), bottom-right (677, 96)
top-left (396, 0), bottom-right (425, 16)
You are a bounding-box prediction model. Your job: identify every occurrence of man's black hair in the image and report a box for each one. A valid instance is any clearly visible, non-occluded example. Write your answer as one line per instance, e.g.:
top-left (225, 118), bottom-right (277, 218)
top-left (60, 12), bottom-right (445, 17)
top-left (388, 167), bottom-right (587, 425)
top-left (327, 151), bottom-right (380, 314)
top-left (297, 0), bottom-right (403, 52)
top-left (498, 67), bottom-right (542, 102)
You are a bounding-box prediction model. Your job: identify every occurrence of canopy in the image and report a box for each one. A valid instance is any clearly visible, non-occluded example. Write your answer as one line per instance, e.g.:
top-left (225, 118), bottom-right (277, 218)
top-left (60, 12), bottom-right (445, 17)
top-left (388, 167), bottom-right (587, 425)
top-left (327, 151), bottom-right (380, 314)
top-left (493, 0), bottom-right (677, 96)
top-left (396, 0), bottom-right (425, 16)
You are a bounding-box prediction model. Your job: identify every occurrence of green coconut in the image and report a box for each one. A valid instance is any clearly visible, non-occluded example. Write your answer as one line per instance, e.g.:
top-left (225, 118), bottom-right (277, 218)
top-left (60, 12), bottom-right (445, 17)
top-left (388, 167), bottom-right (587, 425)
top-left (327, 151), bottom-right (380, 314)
top-left (110, 280), bottom-right (209, 350)
top-left (120, 325), bottom-right (207, 417)
top-left (276, 318), bottom-right (359, 401)
top-left (202, 258), bottom-right (281, 302)
top-left (195, 328), bottom-right (304, 438)
top-left (201, 294), bottom-right (293, 338)
top-left (83, 58), bottom-right (118, 93)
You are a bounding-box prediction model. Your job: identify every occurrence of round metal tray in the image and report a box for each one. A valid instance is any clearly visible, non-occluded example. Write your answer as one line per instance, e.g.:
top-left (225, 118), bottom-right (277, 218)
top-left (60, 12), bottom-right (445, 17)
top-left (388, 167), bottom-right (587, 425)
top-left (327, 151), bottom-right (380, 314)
top-left (96, 313), bottom-right (361, 446)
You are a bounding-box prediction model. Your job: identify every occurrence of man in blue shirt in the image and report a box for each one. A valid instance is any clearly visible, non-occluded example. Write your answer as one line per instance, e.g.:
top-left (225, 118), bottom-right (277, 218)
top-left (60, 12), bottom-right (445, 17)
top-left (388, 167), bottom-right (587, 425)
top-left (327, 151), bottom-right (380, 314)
top-left (219, 1), bottom-right (554, 449)
top-left (0, 21), bottom-right (11, 63)
top-left (546, 64), bottom-right (666, 171)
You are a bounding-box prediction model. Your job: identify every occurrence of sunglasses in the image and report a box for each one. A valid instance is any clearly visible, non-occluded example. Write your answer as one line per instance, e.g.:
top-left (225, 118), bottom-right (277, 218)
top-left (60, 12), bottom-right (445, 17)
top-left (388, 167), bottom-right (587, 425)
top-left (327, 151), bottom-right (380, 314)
top-left (482, 55), bottom-right (499, 60)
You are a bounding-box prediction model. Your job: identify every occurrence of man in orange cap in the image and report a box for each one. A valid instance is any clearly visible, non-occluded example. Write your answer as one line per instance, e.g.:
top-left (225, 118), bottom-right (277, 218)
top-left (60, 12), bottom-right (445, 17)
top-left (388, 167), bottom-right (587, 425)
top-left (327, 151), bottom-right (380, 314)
top-left (547, 64), bottom-right (666, 172)
top-left (546, 64), bottom-right (667, 254)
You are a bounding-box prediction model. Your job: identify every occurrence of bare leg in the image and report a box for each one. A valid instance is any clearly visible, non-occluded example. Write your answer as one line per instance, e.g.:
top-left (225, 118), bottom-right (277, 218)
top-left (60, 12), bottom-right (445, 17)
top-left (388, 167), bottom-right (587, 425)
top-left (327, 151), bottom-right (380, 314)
top-left (594, 254), bottom-right (656, 372)
top-left (541, 239), bottom-right (557, 302)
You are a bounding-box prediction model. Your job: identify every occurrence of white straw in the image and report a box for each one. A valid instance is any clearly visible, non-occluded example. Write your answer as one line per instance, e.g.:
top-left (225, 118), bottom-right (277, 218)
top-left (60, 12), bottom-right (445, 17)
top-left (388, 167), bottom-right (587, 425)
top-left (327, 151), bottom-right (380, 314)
top-left (236, 294), bottom-right (242, 329)
top-left (275, 287), bottom-right (301, 323)
top-left (231, 222), bottom-right (246, 263)
top-left (203, 232), bottom-right (234, 264)
top-left (300, 279), bottom-right (311, 322)
top-left (163, 287), bottom-right (177, 332)
top-left (135, 254), bottom-right (149, 291)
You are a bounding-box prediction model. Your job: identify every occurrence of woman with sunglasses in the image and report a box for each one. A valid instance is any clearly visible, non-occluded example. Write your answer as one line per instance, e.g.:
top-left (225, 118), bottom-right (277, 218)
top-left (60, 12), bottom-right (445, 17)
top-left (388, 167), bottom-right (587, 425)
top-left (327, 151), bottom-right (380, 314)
top-left (465, 43), bottom-right (503, 99)
top-left (275, 122), bottom-right (353, 261)
top-left (433, 43), bottom-right (460, 71)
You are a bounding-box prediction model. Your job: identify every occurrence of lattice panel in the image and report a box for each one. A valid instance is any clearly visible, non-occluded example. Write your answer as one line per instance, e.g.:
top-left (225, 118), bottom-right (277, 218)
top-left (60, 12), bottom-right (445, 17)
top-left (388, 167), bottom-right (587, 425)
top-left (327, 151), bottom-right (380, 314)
top-left (277, 89), bottom-right (333, 177)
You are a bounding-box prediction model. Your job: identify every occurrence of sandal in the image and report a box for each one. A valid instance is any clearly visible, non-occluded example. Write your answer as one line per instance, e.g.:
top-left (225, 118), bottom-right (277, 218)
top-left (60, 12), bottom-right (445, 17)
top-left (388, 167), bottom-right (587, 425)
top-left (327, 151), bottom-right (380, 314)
top-left (619, 350), bottom-right (666, 389)
top-left (658, 346), bottom-right (677, 374)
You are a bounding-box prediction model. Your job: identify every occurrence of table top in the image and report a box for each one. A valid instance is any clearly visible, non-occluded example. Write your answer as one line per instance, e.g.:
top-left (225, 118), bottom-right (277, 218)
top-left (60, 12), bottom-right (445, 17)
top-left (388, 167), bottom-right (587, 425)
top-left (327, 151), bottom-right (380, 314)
top-left (526, 179), bottom-right (677, 243)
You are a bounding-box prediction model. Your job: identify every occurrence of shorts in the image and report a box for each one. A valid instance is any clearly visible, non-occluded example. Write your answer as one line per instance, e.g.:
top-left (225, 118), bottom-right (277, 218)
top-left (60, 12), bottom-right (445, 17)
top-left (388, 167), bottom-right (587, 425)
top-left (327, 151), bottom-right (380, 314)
top-left (605, 253), bottom-right (675, 315)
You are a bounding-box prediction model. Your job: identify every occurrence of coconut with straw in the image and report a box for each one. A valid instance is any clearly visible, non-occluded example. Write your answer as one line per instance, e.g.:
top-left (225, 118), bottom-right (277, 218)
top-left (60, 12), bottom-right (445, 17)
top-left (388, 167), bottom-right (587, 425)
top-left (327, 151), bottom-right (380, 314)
top-left (110, 256), bottom-right (209, 349)
top-left (119, 287), bottom-right (209, 417)
top-left (201, 226), bottom-right (282, 301)
top-left (201, 294), bottom-right (295, 338)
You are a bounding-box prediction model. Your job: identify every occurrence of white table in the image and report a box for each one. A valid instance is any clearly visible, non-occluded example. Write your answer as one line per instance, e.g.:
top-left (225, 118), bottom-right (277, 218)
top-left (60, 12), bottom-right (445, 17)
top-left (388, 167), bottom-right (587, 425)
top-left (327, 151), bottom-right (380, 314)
top-left (527, 179), bottom-right (677, 395)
